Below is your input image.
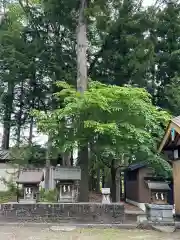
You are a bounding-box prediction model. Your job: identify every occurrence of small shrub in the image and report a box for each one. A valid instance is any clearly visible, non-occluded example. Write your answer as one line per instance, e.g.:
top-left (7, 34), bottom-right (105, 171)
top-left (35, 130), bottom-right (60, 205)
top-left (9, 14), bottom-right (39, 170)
top-left (0, 191), bottom-right (16, 203)
top-left (40, 188), bottom-right (57, 202)
top-left (0, 178), bottom-right (19, 203)
top-left (1, 177), bottom-right (18, 193)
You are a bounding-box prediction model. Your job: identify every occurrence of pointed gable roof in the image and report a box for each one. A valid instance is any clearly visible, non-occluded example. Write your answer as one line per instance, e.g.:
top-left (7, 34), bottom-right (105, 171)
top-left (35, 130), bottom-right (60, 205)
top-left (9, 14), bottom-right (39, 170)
top-left (158, 116), bottom-right (180, 153)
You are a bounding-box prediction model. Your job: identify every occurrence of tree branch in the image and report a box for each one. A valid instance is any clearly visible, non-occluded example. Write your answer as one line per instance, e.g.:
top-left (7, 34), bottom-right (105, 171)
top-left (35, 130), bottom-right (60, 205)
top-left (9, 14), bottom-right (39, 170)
top-left (115, 164), bottom-right (128, 170)
top-left (101, 157), bottom-right (111, 168)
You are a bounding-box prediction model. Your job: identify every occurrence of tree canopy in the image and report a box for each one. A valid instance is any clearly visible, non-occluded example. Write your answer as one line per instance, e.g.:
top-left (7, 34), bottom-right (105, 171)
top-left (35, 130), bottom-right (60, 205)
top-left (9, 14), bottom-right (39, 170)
top-left (33, 81), bottom-right (172, 177)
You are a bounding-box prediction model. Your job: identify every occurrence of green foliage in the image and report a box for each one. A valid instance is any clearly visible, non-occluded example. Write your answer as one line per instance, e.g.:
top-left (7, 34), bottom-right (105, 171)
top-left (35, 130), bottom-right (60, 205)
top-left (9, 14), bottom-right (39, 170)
top-left (1, 178), bottom-right (17, 195)
top-left (39, 188), bottom-right (57, 202)
top-left (9, 144), bottom-right (46, 167)
top-left (164, 76), bottom-right (180, 116)
top-left (88, 0), bottom-right (155, 87)
top-left (0, 179), bottom-right (19, 203)
top-left (34, 81), bottom-right (171, 175)
top-left (149, 1), bottom-right (180, 107)
top-left (0, 191), bottom-right (16, 203)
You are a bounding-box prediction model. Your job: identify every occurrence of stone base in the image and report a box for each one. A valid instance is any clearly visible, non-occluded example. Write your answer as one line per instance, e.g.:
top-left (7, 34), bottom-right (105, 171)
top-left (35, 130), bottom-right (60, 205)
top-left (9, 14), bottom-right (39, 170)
top-left (145, 204), bottom-right (174, 222)
top-left (0, 203), bottom-right (125, 224)
top-left (19, 199), bottom-right (36, 204)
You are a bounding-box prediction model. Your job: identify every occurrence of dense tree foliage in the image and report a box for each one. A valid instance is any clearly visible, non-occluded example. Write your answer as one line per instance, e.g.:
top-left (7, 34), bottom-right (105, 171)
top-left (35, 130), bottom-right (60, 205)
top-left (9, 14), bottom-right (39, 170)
top-left (33, 81), bottom-right (171, 200)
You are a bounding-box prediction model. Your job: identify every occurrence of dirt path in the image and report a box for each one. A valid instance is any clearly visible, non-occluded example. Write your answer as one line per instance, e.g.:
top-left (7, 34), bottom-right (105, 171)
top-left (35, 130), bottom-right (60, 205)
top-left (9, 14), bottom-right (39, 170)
top-left (0, 227), bottom-right (180, 240)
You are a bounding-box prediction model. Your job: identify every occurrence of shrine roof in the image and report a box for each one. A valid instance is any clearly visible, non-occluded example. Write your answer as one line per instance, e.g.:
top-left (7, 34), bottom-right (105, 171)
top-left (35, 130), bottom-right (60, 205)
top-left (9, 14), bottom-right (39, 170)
top-left (16, 169), bottom-right (44, 184)
top-left (172, 116), bottom-right (180, 127)
top-left (158, 115), bottom-right (180, 152)
top-left (146, 181), bottom-right (170, 191)
top-left (127, 162), bottom-right (146, 171)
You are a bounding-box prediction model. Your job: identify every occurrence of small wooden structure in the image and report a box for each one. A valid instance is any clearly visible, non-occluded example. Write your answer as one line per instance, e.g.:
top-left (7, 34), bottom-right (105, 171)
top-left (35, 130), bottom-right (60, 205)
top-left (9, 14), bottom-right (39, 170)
top-left (16, 168), bottom-right (44, 203)
top-left (158, 115), bottom-right (180, 218)
top-left (125, 163), bottom-right (171, 206)
top-left (53, 166), bottom-right (81, 202)
top-left (146, 180), bottom-right (170, 204)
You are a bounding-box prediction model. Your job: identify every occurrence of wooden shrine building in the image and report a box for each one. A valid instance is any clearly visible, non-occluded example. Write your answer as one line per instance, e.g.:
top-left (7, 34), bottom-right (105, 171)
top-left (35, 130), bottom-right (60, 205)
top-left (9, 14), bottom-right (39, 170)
top-left (125, 163), bottom-right (171, 210)
top-left (158, 116), bottom-right (180, 218)
top-left (16, 168), bottom-right (44, 203)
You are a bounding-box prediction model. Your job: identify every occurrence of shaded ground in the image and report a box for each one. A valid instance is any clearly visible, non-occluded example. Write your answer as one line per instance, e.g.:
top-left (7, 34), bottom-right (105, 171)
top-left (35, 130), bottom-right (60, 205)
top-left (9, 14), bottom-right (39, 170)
top-left (89, 192), bottom-right (142, 212)
top-left (1, 227), bottom-right (180, 240)
top-left (123, 203), bottom-right (143, 212)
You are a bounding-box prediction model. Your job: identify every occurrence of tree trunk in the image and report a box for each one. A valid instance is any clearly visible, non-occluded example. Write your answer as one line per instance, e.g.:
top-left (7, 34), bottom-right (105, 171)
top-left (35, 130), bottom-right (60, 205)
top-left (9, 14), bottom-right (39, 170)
top-left (116, 168), bottom-right (121, 202)
top-left (44, 72), bottom-right (57, 189)
top-left (111, 159), bottom-right (116, 202)
top-left (78, 145), bottom-right (89, 202)
top-left (28, 69), bottom-right (36, 145)
top-left (70, 151), bottom-right (73, 166)
top-left (16, 122), bottom-right (21, 147)
top-left (28, 116), bottom-right (33, 145)
top-left (45, 137), bottom-right (52, 189)
top-left (102, 168), bottom-right (105, 188)
top-left (89, 174), bottom-right (92, 191)
top-left (63, 151), bottom-right (71, 166)
top-left (76, 0), bottom-right (89, 202)
top-left (96, 169), bottom-right (100, 193)
top-left (89, 168), bottom-right (95, 191)
top-left (16, 80), bottom-right (24, 146)
top-left (2, 81), bottom-right (14, 149)
top-left (77, 0), bottom-right (88, 93)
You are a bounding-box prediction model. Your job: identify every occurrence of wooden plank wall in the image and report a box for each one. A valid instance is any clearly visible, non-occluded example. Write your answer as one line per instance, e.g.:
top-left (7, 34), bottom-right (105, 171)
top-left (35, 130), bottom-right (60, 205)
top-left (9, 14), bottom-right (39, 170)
top-left (173, 160), bottom-right (180, 215)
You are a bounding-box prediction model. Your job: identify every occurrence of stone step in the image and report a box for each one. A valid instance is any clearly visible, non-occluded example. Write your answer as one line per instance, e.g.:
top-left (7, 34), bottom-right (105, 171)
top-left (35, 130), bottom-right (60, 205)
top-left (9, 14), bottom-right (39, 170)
top-left (152, 225), bottom-right (176, 233)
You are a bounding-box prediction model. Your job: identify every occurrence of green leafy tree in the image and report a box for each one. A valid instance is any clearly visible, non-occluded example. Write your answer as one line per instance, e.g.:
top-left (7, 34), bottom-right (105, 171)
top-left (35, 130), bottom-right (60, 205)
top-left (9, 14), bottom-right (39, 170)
top-left (0, 5), bottom-right (25, 149)
top-left (10, 144), bottom-right (46, 167)
top-left (88, 0), bottom-right (154, 87)
top-left (164, 76), bottom-right (180, 116)
top-left (33, 81), bottom-right (171, 201)
top-left (149, 1), bottom-right (180, 107)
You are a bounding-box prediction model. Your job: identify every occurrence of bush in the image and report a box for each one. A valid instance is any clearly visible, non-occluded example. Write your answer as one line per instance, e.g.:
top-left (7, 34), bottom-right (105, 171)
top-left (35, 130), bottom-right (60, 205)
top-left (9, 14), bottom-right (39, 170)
top-left (39, 188), bottom-right (57, 202)
top-left (0, 191), bottom-right (16, 203)
top-left (0, 178), bottom-right (23, 203)
top-left (1, 177), bottom-right (15, 192)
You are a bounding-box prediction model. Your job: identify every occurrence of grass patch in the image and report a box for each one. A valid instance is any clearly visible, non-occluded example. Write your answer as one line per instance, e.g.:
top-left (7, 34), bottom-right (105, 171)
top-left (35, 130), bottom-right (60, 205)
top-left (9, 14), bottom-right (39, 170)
top-left (0, 227), bottom-right (170, 240)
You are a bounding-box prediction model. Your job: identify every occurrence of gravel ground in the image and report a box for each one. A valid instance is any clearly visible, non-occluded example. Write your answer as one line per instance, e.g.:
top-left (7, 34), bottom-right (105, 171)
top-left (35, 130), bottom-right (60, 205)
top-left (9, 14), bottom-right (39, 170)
top-left (1, 227), bottom-right (180, 240)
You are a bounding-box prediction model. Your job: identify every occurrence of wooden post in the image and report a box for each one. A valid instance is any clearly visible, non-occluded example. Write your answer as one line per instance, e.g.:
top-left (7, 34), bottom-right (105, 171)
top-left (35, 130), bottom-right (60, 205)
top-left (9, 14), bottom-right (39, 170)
top-left (173, 160), bottom-right (180, 218)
